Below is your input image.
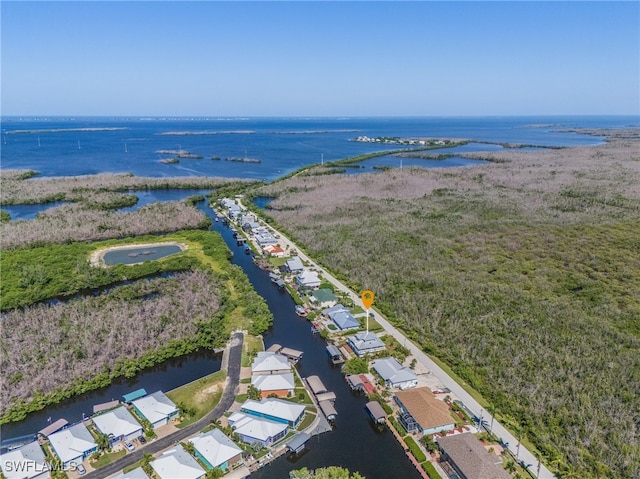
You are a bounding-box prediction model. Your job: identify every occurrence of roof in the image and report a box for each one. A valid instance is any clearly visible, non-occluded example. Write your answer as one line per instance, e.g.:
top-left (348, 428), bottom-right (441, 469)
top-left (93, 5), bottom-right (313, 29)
top-left (151, 444), bottom-right (205, 479)
top-left (316, 392), bottom-right (337, 402)
top-left (372, 357), bottom-right (417, 385)
top-left (251, 372), bottom-right (295, 391)
top-left (228, 412), bottom-right (288, 442)
top-left (286, 432), bottom-right (310, 452)
top-left (297, 270), bottom-right (321, 286)
top-left (285, 256), bottom-right (304, 271)
top-left (132, 391), bottom-right (178, 424)
top-left (251, 352), bottom-right (291, 374)
top-left (311, 289), bottom-right (337, 303)
top-left (48, 423), bottom-right (97, 464)
top-left (110, 467), bottom-right (150, 479)
top-left (326, 344), bottom-right (342, 357)
top-left (348, 331), bottom-right (385, 352)
top-left (122, 389), bottom-right (147, 403)
top-left (190, 429), bottom-right (243, 469)
top-left (322, 304), bottom-right (349, 316)
top-left (241, 398), bottom-right (305, 423)
top-left (266, 343), bottom-right (282, 353)
top-left (279, 347), bottom-right (303, 360)
top-left (318, 400), bottom-right (337, 419)
top-left (306, 375), bottom-right (328, 395)
top-left (331, 310), bottom-right (360, 330)
top-left (394, 388), bottom-right (454, 431)
top-left (365, 401), bottom-right (387, 421)
top-left (38, 418), bottom-right (68, 437)
top-left (92, 406), bottom-right (142, 438)
top-left (437, 433), bottom-right (512, 479)
top-left (93, 400), bottom-right (120, 414)
top-left (0, 441), bottom-right (47, 479)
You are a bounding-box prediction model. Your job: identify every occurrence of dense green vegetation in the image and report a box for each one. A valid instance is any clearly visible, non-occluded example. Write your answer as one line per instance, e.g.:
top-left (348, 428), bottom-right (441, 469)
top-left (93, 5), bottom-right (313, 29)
top-left (291, 467), bottom-right (365, 479)
top-left (253, 132), bottom-right (640, 478)
top-left (1, 230), bottom-right (272, 423)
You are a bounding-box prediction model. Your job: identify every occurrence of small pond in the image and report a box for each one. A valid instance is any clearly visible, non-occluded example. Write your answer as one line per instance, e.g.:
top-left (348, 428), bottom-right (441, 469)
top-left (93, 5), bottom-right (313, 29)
top-left (102, 244), bottom-right (184, 265)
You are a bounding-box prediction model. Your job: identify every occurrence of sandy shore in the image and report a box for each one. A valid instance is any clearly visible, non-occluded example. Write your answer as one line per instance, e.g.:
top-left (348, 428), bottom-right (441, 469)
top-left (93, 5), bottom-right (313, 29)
top-left (89, 241), bottom-right (188, 267)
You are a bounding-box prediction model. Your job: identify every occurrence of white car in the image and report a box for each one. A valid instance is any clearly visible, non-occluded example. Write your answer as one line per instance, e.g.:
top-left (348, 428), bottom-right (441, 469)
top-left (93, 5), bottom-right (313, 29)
top-left (76, 464), bottom-right (86, 475)
top-left (124, 441), bottom-right (135, 452)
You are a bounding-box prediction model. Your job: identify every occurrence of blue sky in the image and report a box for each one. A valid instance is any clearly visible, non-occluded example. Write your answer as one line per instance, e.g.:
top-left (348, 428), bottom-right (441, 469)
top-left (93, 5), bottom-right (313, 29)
top-left (2, 1), bottom-right (638, 116)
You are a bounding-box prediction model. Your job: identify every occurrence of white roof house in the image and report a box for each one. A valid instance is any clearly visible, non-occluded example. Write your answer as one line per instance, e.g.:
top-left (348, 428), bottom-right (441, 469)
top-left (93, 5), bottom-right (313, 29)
top-left (190, 429), bottom-right (243, 471)
top-left (132, 391), bottom-right (178, 428)
top-left (251, 351), bottom-right (291, 375)
top-left (347, 331), bottom-right (386, 356)
top-left (48, 422), bottom-right (98, 468)
top-left (323, 304), bottom-right (360, 331)
top-left (0, 441), bottom-right (48, 479)
top-left (151, 444), bottom-right (205, 479)
top-left (92, 406), bottom-right (142, 442)
top-left (251, 372), bottom-right (296, 396)
top-left (110, 467), bottom-right (150, 479)
top-left (372, 357), bottom-right (418, 390)
top-left (240, 398), bottom-right (306, 427)
top-left (227, 412), bottom-right (288, 447)
top-left (296, 270), bottom-right (321, 289)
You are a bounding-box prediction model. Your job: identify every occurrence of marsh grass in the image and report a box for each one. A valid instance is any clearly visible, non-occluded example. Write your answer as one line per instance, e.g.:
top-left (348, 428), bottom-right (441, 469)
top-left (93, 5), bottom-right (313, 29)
top-left (253, 129), bottom-right (640, 478)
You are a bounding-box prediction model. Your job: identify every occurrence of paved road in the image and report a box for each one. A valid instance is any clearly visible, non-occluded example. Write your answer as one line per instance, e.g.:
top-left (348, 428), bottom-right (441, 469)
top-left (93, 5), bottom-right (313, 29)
top-left (85, 331), bottom-right (244, 479)
top-left (260, 220), bottom-right (555, 479)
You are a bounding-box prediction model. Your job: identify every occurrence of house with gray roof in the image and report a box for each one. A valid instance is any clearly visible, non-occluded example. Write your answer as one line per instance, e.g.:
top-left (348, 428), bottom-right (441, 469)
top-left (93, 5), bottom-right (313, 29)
top-left (109, 467), bottom-right (150, 479)
top-left (296, 270), bottom-right (321, 290)
top-left (190, 429), bottom-right (243, 472)
top-left (92, 406), bottom-right (143, 444)
top-left (0, 441), bottom-right (48, 479)
top-left (437, 433), bottom-right (511, 479)
top-left (251, 351), bottom-right (291, 376)
top-left (371, 357), bottom-right (418, 390)
top-left (48, 422), bottom-right (98, 468)
top-left (323, 304), bottom-right (360, 331)
top-left (151, 444), bottom-right (205, 479)
top-left (347, 331), bottom-right (386, 356)
top-left (132, 390), bottom-right (178, 429)
top-left (285, 256), bottom-right (304, 273)
top-left (227, 412), bottom-right (288, 447)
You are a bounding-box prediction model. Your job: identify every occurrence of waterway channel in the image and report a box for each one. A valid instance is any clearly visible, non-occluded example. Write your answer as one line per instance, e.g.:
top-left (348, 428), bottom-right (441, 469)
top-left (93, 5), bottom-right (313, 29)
top-left (3, 195), bottom-right (422, 478)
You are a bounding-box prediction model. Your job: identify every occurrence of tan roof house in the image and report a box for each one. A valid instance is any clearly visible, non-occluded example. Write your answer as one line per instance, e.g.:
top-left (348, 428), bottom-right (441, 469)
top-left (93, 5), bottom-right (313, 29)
top-left (394, 387), bottom-right (456, 435)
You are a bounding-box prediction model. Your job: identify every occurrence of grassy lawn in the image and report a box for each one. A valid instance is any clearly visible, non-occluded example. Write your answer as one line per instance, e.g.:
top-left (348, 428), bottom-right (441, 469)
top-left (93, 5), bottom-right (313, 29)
top-left (268, 256), bottom-right (288, 268)
top-left (242, 335), bottom-right (264, 367)
top-left (166, 369), bottom-right (226, 428)
top-left (90, 449), bottom-right (126, 469)
top-left (297, 411), bottom-right (316, 430)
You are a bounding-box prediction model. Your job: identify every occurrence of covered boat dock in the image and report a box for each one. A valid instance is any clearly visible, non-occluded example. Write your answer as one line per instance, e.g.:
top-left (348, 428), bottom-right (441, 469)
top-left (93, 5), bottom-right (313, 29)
top-left (286, 432), bottom-right (311, 454)
top-left (365, 401), bottom-right (387, 424)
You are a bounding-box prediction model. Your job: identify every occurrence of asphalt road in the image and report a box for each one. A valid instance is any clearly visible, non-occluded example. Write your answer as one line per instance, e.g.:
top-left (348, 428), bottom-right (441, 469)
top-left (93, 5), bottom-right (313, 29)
top-left (85, 331), bottom-right (244, 479)
top-left (259, 218), bottom-right (555, 479)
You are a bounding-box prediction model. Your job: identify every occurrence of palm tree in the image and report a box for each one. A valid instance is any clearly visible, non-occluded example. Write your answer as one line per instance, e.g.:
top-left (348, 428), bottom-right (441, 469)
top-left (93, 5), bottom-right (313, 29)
top-left (533, 450), bottom-right (542, 478)
top-left (95, 432), bottom-right (110, 453)
top-left (513, 424), bottom-right (523, 460)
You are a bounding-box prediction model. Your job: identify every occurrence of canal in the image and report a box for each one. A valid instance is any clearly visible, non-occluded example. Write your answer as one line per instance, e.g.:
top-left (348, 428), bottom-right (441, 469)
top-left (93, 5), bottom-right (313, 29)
top-left (3, 195), bottom-right (422, 478)
top-left (207, 204), bottom-right (422, 479)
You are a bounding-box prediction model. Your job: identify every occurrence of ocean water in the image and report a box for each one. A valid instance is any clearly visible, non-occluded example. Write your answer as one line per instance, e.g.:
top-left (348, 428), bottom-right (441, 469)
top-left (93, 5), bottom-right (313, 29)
top-left (1, 116), bottom-right (635, 181)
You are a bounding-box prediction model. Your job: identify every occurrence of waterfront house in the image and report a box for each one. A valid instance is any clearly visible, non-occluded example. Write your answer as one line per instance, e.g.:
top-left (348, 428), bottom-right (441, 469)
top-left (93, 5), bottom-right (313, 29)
top-left (394, 387), bottom-right (456, 435)
top-left (251, 351), bottom-right (291, 375)
top-left (189, 429), bottom-right (243, 472)
top-left (110, 466), bottom-right (150, 479)
top-left (251, 372), bottom-right (295, 398)
top-left (151, 444), bottom-right (205, 479)
top-left (437, 433), bottom-right (511, 479)
top-left (347, 331), bottom-right (386, 356)
top-left (322, 304), bottom-right (360, 331)
top-left (371, 357), bottom-right (418, 390)
top-left (263, 244), bottom-right (286, 257)
top-left (285, 256), bottom-right (304, 274)
top-left (92, 406), bottom-right (143, 444)
top-left (296, 270), bottom-right (321, 289)
top-left (0, 441), bottom-right (48, 479)
top-left (240, 398), bottom-right (305, 428)
top-left (309, 288), bottom-right (338, 308)
top-left (227, 412), bottom-right (288, 447)
top-left (48, 422), bottom-right (98, 468)
top-left (254, 230), bottom-right (278, 247)
top-left (131, 390), bottom-right (179, 429)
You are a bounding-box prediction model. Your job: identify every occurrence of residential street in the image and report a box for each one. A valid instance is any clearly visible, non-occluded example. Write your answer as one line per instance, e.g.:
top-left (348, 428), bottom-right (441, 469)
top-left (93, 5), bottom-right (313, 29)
top-left (260, 219), bottom-right (555, 479)
top-left (84, 331), bottom-right (244, 479)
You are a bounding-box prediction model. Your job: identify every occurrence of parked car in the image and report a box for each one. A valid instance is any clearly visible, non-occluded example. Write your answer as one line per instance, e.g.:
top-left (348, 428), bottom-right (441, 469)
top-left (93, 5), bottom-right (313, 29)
top-left (76, 464), bottom-right (86, 475)
top-left (138, 435), bottom-right (147, 444)
top-left (124, 441), bottom-right (135, 452)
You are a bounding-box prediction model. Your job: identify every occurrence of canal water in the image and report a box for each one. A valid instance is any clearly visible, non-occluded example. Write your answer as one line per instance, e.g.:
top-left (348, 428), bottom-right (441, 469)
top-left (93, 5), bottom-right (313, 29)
top-left (206, 204), bottom-right (422, 479)
top-left (3, 196), bottom-right (422, 478)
